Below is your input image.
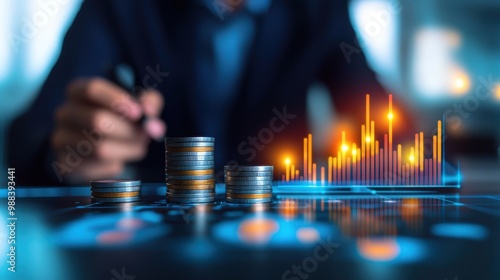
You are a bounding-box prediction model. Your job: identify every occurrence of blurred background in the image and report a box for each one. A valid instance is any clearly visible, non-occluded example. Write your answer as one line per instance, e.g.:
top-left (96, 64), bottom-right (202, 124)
top-left (0, 0), bottom-right (82, 175)
top-left (2, 0), bottom-right (500, 178)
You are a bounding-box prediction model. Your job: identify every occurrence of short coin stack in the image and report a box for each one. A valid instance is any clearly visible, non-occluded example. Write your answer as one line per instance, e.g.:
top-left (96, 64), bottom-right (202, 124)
top-left (165, 137), bottom-right (215, 204)
top-left (90, 179), bottom-right (142, 203)
top-left (225, 166), bottom-right (274, 204)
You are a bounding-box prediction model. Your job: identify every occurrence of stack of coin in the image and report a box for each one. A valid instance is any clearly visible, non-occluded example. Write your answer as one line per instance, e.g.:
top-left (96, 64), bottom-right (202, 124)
top-left (165, 137), bottom-right (215, 204)
top-left (90, 179), bottom-right (141, 203)
top-left (224, 166), bottom-right (274, 204)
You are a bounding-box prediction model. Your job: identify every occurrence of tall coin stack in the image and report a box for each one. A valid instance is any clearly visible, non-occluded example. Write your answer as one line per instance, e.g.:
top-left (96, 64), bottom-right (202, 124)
top-left (224, 166), bottom-right (274, 204)
top-left (165, 137), bottom-right (215, 204)
top-left (91, 179), bottom-right (142, 203)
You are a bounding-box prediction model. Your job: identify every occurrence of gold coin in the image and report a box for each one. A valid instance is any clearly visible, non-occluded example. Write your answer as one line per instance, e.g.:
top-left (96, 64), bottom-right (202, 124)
top-left (166, 179), bottom-right (215, 185)
top-left (166, 169), bottom-right (213, 176)
top-left (91, 191), bottom-right (140, 198)
top-left (166, 147), bottom-right (214, 152)
top-left (225, 193), bottom-right (272, 199)
top-left (167, 184), bottom-right (215, 190)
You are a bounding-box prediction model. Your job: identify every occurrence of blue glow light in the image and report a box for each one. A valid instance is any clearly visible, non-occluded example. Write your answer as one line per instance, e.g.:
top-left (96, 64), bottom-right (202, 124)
top-left (431, 223), bottom-right (489, 240)
top-left (55, 211), bottom-right (169, 247)
top-left (356, 237), bottom-right (426, 263)
top-left (213, 214), bottom-right (336, 248)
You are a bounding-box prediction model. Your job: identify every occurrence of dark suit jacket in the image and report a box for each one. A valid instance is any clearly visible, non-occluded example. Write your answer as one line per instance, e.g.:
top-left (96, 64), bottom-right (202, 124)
top-left (8, 0), bottom-right (385, 184)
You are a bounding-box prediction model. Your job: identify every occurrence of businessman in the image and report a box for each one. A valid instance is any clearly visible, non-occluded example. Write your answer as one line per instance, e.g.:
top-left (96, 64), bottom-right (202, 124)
top-left (8, 0), bottom-right (386, 184)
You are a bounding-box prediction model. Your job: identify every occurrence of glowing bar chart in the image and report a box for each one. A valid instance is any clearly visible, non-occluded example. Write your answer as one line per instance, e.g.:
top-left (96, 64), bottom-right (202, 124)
top-left (281, 94), bottom-right (449, 186)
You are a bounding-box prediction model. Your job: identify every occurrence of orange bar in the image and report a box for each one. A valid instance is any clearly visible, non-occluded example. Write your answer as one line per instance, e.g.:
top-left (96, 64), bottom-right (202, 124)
top-left (397, 144), bottom-right (402, 185)
top-left (371, 121), bottom-right (375, 184)
top-left (388, 94), bottom-right (393, 143)
top-left (420, 132), bottom-right (424, 172)
top-left (402, 164), bottom-right (406, 185)
top-left (313, 163), bottom-right (317, 185)
top-left (405, 163), bottom-right (410, 185)
top-left (366, 94), bottom-right (370, 138)
top-left (347, 157), bottom-right (351, 185)
top-left (424, 159), bottom-right (429, 185)
top-left (333, 158), bottom-right (337, 184)
top-left (352, 143), bottom-right (357, 162)
top-left (429, 159), bottom-right (433, 185)
top-left (433, 135), bottom-right (437, 185)
top-left (321, 166), bottom-right (325, 186)
top-left (375, 141), bottom-right (379, 183)
top-left (393, 150), bottom-right (397, 184)
top-left (410, 147), bottom-right (415, 185)
top-left (291, 164), bottom-right (295, 181)
top-left (303, 138), bottom-right (308, 181)
top-left (357, 148), bottom-right (361, 184)
top-left (414, 133), bottom-right (419, 184)
top-left (342, 131), bottom-right (346, 185)
top-left (379, 148), bottom-right (384, 184)
top-left (361, 124), bottom-right (366, 184)
top-left (328, 156), bottom-right (332, 184)
top-left (437, 121), bottom-right (442, 185)
top-left (308, 134), bottom-right (312, 182)
top-left (384, 134), bottom-right (388, 184)
top-left (296, 170), bottom-right (300, 182)
top-left (388, 94), bottom-right (393, 184)
top-left (286, 161), bottom-right (290, 182)
top-left (337, 151), bottom-right (342, 185)
top-left (352, 154), bottom-right (357, 184)
top-left (342, 156), bottom-right (347, 185)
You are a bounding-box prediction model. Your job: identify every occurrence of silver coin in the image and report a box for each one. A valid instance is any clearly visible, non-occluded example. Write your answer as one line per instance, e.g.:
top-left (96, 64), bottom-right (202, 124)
top-left (224, 171), bottom-right (273, 177)
top-left (90, 179), bottom-right (141, 188)
top-left (165, 151), bottom-right (214, 156)
top-left (166, 174), bottom-right (214, 180)
top-left (225, 180), bottom-right (272, 186)
top-left (167, 197), bottom-right (215, 203)
top-left (166, 165), bottom-right (214, 170)
top-left (225, 197), bottom-right (272, 204)
top-left (225, 176), bottom-right (273, 182)
top-left (167, 192), bottom-right (215, 198)
top-left (166, 159), bottom-right (214, 164)
top-left (226, 189), bottom-right (272, 195)
top-left (165, 155), bottom-right (215, 161)
top-left (166, 180), bottom-right (215, 186)
top-left (167, 191), bottom-right (215, 197)
top-left (91, 186), bottom-right (141, 193)
top-left (224, 166), bottom-right (274, 172)
top-left (165, 137), bottom-right (215, 143)
top-left (91, 196), bottom-right (141, 203)
top-left (226, 185), bottom-right (273, 191)
top-left (166, 160), bottom-right (214, 166)
top-left (167, 189), bottom-right (215, 194)
top-left (165, 142), bottom-right (215, 148)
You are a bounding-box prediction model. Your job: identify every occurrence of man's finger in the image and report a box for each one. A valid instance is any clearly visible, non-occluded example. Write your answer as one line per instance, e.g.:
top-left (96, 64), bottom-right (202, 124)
top-left (52, 128), bottom-right (149, 162)
top-left (56, 104), bottom-right (146, 141)
top-left (139, 89), bottom-right (164, 117)
top-left (67, 78), bottom-right (142, 121)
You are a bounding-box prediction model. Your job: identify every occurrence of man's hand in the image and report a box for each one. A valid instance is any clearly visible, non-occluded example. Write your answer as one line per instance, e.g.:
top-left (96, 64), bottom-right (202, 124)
top-left (51, 78), bottom-right (166, 181)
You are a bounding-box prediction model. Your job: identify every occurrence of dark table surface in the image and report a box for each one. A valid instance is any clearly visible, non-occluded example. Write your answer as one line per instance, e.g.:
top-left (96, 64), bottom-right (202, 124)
top-left (1, 157), bottom-right (500, 280)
